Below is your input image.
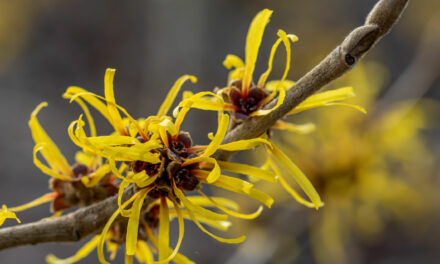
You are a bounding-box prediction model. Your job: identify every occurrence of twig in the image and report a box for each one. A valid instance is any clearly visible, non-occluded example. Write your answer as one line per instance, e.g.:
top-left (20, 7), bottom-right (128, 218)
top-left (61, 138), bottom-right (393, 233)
top-left (0, 0), bottom-right (409, 251)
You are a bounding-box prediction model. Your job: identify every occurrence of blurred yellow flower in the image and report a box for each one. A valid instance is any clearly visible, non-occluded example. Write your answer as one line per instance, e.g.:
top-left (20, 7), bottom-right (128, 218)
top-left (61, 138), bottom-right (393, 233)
top-left (275, 62), bottom-right (437, 263)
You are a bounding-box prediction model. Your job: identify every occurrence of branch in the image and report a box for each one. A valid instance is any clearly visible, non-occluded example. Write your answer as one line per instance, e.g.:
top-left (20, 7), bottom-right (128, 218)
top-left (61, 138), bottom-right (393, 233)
top-left (0, 0), bottom-right (409, 251)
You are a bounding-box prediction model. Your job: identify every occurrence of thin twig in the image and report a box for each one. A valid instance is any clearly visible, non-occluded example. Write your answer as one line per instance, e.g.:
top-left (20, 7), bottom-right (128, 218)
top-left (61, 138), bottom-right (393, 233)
top-left (0, 0), bottom-right (409, 251)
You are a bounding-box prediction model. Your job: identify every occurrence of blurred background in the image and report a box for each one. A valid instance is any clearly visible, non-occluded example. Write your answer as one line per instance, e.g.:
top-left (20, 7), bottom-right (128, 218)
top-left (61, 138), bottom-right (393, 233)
top-left (0, 0), bottom-right (439, 263)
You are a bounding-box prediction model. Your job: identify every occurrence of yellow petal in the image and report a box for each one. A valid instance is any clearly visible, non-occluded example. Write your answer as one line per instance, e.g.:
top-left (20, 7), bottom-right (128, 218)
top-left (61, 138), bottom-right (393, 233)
top-left (269, 144), bottom-right (323, 209)
top-left (265, 80), bottom-right (294, 92)
top-left (145, 226), bottom-right (195, 264)
top-left (182, 157), bottom-right (221, 183)
top-left (242, 9), bottom-right (273, 95)
top-left (135, 241), bottom-right (154, 264)
top-left (0, 205), bottom-right (21, 226)
top-left (181, 201), bottom-right (246, 244)
top-left (157, 75), bottom-right (197, 117)
top-left (203, 113), bottom-right (229, 157)
top-left (218, 138), bottom-right (270, 151)
top-left (217, 161), bottom-right (277, 182)
top-left (258, 31), bottom-right (297, 87)
top-left (68, 96), bottom-right (97, 137)
top-left (126, 189), bottom-right (149, 255)
top-left (197, 171), bottom-right (274, 207)
top-left (33, 144), bottom-right (71, 181)
top-left (186, 197), bottom-right (239, 211)
top-left (158, 197), bottom-right (170, 262)
top-left (288, 87), bottom-right (366, 115)
top-left (87, 135), bottom-right (140, 146)
top-left (74, 151), bottom-right (94, 167)
top-left (9, 192), bottom-right (56, 212)
top-left (194, 170), bottom-right (253, 193)
top-left (104, 68), bottom-right (127, 136)
top-left (170, 210), bottom-right (232, 232)
top-left (198, 190), bottom-right (263, 220)
top-left (81, 164), bottom-right (111, 187)
top-left (64, 86), bottom-right (111, 123)
top-left (46, 236), bottom-right (100, 264)
top-left (268, 159), bottom-right (316, 208)
top-left (174, 187), bottom-right (228, 221)
top-left (223, 54), bottom-right (245, 70)
top-left (98, 192), bottom-right (139, 264)
top-left (29, 102), bottom-right (72, 176)
top-left (174, 91), bottom-right (224, 132)
top-left (155, 200), bottom-right (185, 264)
top-left (272, 120), bottom-right (316, 135)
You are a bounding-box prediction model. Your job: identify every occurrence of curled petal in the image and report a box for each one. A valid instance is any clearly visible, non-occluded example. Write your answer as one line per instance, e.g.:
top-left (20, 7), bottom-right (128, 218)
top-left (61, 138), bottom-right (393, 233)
top-left (217, 161), bottom-right (277, 182)
top-left (242, 9), bottom-right (273, 95)
top-left (185, 196), bottom-right (239, 211)
top-left (29, 102), bottom-right (72, 177)
top-left (104, 68), bottom-right (127, 135)
top-left (98, 193), bottom-right (140, 264)
top-left (181, 91), bottom-right (230, 112)
top-left (223, 54), bottom-right (245, 70)
top-left (33, 144), bottom-right (71, 181)
top-left (288, 87), bottom-right (366, 115)
top-left (174, 187), bottom-right (227, 221)
top-left (155, 200), bottom-right (185, 264)
top-left (269, 144), bottom-right (323, 209)
top-left (198, 190), bottom-right (263, 220)
top-left (145, 226), bottom-right (195, 264)
top-left (64, 86), bottom-right (111, 124)
top-left (202, 114), bottom-right (229, 157)
top-left (9, 192), bottom-right (56, 213)
top-left (173, 188), bottom-right (245, 244)
top-left (135, 241), bottom-right (154, 264)
top-left (126, 189), bottom-right (150, 255)
top-left (265, 80), bottom-right (295, 92)
top-left (46, 236), bottom-right (100, 264)
top-left (157, 75), bottom-right (198, 117)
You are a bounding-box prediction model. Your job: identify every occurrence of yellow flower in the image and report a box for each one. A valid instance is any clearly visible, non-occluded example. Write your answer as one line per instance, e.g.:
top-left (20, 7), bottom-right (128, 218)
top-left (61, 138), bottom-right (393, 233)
top-left (179, 9), bottom-right (366, 211)
top-left (183, 9), bottom-right (296, 119)
top-left (66, 68), bottom-right (276, 263)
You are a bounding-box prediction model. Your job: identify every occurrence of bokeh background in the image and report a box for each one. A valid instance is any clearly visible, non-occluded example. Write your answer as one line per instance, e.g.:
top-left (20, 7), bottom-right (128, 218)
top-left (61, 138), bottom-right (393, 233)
top-left (0, 0), bottom-right (439, 263)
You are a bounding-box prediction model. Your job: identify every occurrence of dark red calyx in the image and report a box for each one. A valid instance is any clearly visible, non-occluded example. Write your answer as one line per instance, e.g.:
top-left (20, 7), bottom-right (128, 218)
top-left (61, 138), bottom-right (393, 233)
top-left (132, 161), bottom-right (160, 176)
top-left (169, 132), bottom-right (193, 159)
top-left (229, 85), bottom-right (268, 119)
top-left (72, 164), bottom-right (89, 180)
top-left (174, 168), bottom-right (199, 191)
